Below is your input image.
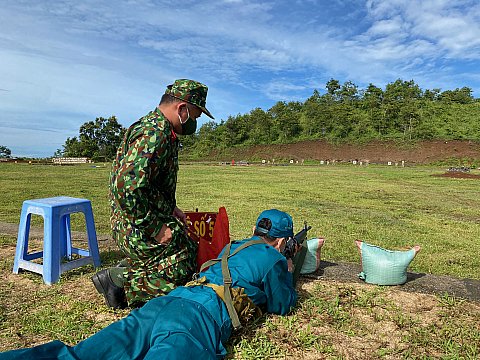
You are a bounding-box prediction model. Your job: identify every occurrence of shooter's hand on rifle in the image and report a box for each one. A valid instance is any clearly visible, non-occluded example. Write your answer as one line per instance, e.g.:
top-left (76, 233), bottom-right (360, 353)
top-left (285, 221), bottom-right (312, 286)
top-left (282, 221), bottom-right (311, 260)
top-left (286, 243), bottom-right (303, 272)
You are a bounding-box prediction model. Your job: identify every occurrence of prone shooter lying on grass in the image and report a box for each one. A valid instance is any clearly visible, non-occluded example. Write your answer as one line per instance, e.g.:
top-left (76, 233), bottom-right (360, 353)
top-left (0, 209), bottom-right (311, 360)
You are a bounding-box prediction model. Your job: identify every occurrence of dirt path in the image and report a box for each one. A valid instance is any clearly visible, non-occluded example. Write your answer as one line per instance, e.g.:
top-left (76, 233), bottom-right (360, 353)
top-left (216, 139), bottom-right (480, 163)
top-left (0, 222), bottom-right (111, 242)
top-left (308, 261), bottom-right (480, 303)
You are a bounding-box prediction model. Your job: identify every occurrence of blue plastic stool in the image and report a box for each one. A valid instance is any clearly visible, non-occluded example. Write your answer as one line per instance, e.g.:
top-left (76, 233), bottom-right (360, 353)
top-left (13, 196), bottom-right (101, 285)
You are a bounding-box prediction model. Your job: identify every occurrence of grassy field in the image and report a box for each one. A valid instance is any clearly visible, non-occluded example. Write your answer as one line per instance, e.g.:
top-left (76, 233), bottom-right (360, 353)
top-left (0, 162), bottom-right (479, 359)
top-left (1, 162), bottom-right (479, 278)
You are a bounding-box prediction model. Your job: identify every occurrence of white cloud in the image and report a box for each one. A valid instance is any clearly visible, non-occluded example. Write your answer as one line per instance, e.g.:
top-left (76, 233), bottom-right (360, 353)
top-left (1, 0), bottom-right (480, 156)
top-left (365, 0), bottom-right (480, 59)
top-left (263, 81), bottom-right (309, 101)
top-left (366, 16), bottom-right (408, 38)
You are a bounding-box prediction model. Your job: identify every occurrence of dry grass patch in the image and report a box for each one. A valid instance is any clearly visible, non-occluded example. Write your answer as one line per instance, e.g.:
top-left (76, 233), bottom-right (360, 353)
top-left (1, 234), bottom-right (479, 359)
top-left (228, 279), bottom-right (480, 359)
top-left (0, 236), bottom-right (128, 352)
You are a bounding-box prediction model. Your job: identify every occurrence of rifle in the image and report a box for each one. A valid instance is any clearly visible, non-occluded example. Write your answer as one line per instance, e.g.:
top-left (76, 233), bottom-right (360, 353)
top-left (282, 221), bottom-right (311, 259)
top-left (282, 221), bottom-right (312, 286)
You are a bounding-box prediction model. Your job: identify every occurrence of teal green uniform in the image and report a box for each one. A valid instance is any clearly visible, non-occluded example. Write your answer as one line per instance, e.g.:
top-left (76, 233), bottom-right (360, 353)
top-left (109, 107), bottom-right (197, 305)
top-left (0, 238), bottom-right (296, 359)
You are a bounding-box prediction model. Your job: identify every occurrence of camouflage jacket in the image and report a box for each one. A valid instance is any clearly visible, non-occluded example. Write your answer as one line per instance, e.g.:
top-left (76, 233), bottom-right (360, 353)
top-left (109, 107), bottom-right (179, 239)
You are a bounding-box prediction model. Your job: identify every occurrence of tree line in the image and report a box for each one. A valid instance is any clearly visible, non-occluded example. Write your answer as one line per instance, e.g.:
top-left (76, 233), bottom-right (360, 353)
top-left (58, 78), bottom-right (480, 161)
top-left (181, 78), bottom-right (480, 157)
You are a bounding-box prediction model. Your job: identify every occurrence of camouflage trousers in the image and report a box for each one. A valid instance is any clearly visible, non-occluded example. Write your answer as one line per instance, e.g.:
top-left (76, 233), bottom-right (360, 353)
top-left (113, 217), bottom-right (198, 306)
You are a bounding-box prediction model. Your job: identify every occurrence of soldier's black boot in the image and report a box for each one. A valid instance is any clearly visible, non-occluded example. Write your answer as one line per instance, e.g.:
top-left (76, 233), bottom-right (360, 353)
top-left (91, 269), bottom-right (128, 309)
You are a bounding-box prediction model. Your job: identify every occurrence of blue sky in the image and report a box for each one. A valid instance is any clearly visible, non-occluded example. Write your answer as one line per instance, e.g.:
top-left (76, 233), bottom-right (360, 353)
top-left (1, 0), bottom-right (480, 157)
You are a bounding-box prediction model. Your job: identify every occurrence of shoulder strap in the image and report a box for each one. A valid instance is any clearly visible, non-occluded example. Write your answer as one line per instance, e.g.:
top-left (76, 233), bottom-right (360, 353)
top-left (220, 242), bottom-right (241, 328)
top-left (202, 239), bottom-right (265, 330)
top-left (198, 258), bottom-right (220, 273)
top-left (198, 239), bottom-right (265, 273)
top-left (229, 238), bottom-right (265, 257)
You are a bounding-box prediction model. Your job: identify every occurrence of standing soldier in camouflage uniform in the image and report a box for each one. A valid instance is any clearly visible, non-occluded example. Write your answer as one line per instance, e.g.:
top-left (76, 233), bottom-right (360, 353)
top-left (92, 79), bottom-right (214, 309)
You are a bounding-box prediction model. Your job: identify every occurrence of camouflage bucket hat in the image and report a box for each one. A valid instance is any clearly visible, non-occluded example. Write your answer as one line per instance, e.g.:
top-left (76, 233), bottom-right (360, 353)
top-left (165, 79), bottom-right (214, 119)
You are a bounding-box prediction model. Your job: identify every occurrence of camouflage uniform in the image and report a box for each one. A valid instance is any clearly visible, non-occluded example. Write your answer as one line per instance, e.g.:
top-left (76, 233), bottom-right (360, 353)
top-left (109, 107), bottom-right (197, 306)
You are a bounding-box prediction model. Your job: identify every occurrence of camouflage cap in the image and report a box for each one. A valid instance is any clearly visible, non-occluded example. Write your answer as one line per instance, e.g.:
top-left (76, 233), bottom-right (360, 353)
top-left (165, 79), bottom-right (214, 119)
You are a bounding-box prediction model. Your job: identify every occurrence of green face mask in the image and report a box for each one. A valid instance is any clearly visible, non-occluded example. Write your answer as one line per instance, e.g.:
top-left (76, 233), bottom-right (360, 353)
top-left (179, 107), bottom-right (197, 135)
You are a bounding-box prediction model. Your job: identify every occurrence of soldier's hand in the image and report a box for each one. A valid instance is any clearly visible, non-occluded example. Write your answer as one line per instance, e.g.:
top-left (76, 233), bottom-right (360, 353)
top-left (287, 259), bottom-right (295, 273)
top-left (294, 243), bottom-right (302, 257)
top-left (155, 224), bottom-right (173, 245)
